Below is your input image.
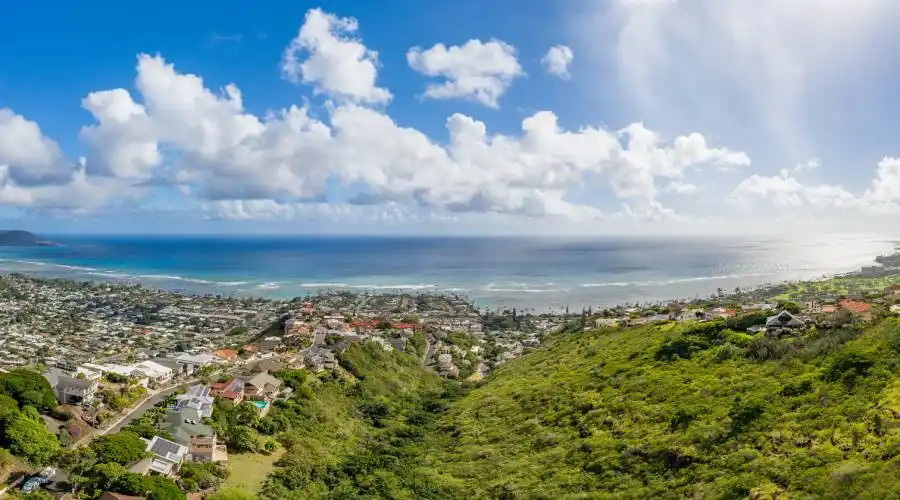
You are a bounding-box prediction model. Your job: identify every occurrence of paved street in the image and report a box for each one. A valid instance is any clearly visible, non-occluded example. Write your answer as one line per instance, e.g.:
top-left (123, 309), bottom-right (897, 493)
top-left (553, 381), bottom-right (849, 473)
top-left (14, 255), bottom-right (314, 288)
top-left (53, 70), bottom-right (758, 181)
top-left (103, 383), bottom-right (189, 435)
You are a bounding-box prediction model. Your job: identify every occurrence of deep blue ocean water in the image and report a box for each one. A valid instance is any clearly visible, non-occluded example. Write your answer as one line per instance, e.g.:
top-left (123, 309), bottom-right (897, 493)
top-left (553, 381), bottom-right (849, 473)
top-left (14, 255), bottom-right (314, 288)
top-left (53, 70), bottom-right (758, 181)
top-left (0, 234), bottom-right (894, 310)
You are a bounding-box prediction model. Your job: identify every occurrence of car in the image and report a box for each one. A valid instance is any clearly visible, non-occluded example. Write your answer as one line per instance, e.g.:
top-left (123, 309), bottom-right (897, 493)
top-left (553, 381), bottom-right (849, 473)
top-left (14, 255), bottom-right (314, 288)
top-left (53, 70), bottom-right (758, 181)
top-left (21, 468), bottom-right (55, 493)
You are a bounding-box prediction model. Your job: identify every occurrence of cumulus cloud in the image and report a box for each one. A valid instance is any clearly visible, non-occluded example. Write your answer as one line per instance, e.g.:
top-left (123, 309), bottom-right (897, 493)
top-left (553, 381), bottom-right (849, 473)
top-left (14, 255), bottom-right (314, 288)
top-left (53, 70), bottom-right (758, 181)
top-left (665, 180), bottom-right (699, 195)
top-left (730, 157), bottom-right (900, 215)
top-left (0, 109), bottom-right (71, 186)
top-left (74, 50), bottom-right (750, 221)
top-left (407, 39), bottom-right (523, 107)
top-left (0, 8), bottom-right (759, 225)
top-left (542, 45), bottom-right (574, 79)
top-left (281, 8), bottom-right (391, 104)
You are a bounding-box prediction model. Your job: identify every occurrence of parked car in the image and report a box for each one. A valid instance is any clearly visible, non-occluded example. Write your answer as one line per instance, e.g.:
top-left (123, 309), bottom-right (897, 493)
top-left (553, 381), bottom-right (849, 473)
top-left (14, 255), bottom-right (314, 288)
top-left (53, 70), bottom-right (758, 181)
top-left (21, 467), bottom-right (56, 493)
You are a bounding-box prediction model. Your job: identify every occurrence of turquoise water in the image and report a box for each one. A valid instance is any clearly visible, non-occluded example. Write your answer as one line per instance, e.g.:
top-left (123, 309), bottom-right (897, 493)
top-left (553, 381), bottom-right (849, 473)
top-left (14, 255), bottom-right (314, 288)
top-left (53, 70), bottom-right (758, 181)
top-left (0, 234), bottom-right (893, 309)
top-left (252, 401), bottom-right (268, 409)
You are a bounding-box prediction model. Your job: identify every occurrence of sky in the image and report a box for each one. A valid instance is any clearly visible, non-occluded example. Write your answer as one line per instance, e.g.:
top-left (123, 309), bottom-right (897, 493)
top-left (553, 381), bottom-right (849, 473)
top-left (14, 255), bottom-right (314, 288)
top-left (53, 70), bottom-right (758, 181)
top-left (2, 0), bottom-right (900, 235)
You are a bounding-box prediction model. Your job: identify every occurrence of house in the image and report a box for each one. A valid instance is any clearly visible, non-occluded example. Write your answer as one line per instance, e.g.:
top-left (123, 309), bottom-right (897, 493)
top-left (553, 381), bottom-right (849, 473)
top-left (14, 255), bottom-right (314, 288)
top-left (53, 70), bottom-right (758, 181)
top-left (886, 284), bottom-right (900, 297)
top-left (131, 436), bottom-right (188, 477)
top-left (304, 347), bottom-right (337, 372)
top-left (173, 384), bottom-right (215, 419)
top-left (839, 299), bottom-right (874, 323)
top-left (210, 378), bottom-right (244, 405)
top-left (214, 349), bottom-right (238, 363)
top-left (244, 371), bottom-right (283, 401)
top-left (159, 410), bottom-right (226, 462)
top-left (132, 361), bottom-right (173, 385)
top-left (44, 368), bottom-right (99, 406)
top-left (765, 311), bottom-right (805, 337)
top-left (173, 353), bottom-right (218, 376)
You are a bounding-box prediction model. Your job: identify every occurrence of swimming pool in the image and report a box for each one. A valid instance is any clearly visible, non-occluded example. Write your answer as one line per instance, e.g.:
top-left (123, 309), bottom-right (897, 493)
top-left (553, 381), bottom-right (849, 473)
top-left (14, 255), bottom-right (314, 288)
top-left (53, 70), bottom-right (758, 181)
top-left (252, 401), bottom-right (268, 409)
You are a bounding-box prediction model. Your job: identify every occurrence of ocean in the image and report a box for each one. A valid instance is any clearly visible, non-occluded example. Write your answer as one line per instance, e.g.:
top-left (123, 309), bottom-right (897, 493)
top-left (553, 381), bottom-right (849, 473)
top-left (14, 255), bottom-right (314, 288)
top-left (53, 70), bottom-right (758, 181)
top-left (0, 234), bottom-right (894, 310)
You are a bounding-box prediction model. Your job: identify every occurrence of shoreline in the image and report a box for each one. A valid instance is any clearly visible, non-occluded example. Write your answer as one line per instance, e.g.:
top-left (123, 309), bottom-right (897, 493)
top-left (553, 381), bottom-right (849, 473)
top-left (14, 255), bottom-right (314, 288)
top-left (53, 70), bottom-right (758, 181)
top-left (0, 245), bottom-right (897, 313)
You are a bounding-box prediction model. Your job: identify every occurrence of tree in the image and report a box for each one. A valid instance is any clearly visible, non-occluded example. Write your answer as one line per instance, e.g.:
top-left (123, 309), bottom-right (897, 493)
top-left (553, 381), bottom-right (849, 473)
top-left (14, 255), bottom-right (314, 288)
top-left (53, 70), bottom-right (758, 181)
top-left (90, 431), bottom-right (148, 465)
top-left (4, 412), bottom-right (60, 465)
top-left (231, 402), bottom-right (261, 427)
top-left (0, 394), bottom-right (19, 421)
top-left (776, 301), bottom-right (801, 314)
top-left (90, 462), bottom-right (129, 491)
top-left (0, 370), bottom-right (56, 410)
top-left (227, 425), bottom-right (261, 452)
top-left (113, 473), bottom-right (186, 500)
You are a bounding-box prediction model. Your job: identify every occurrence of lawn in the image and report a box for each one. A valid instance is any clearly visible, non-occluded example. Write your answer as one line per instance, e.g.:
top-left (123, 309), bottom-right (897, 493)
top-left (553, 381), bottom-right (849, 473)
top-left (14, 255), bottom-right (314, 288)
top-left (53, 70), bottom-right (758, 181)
top-left (222, 449), bottom-right (283, 493)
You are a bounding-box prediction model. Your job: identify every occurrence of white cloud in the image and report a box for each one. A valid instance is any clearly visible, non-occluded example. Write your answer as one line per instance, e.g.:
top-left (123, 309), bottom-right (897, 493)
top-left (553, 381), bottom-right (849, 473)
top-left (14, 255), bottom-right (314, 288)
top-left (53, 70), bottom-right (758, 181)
top-left (73, 51), bottom-right (749, 222)
top-left (407, 39), bottom-right (523, 108)
top-left (81, 89), bottom-right (161, 180)
top-left (0, 109), bottom-right (70, 186)
top-left (730, 158), bottom-right (900, 214)
top-left (542, 45), bottom-right (574, 79)
top-left (585, 0), bottom-right (898, 161)
top-left (281, 8), bottom-right (391, 104)
top-left (794, 157), bottom-right (821, 172)
top-left (665, 180), bottom-right (699, 194)
top-left (0, 8), bottom-right (761, 226)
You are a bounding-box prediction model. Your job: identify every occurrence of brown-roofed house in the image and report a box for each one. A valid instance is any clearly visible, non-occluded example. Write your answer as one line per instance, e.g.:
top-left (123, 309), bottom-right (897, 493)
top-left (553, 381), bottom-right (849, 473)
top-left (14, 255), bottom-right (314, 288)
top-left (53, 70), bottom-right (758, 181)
top-left (840, 299), bottom-right (873, 323)
top-left (215, 349), bottom-right (238, 362)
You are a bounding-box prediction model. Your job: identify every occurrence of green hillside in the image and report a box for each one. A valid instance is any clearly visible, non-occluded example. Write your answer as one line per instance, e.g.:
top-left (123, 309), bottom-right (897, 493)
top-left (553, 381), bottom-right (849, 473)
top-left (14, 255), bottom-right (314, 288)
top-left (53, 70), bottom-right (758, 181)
top-left (431, 319), bottom-right (900, 499)
top-left (258, 342), bottom-right (465, 499)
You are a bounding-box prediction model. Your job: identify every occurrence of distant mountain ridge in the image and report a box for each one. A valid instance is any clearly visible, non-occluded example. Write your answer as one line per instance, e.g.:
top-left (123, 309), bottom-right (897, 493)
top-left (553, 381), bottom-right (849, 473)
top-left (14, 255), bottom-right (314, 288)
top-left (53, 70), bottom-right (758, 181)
top-left (0, 230), bottom-right (56, 246)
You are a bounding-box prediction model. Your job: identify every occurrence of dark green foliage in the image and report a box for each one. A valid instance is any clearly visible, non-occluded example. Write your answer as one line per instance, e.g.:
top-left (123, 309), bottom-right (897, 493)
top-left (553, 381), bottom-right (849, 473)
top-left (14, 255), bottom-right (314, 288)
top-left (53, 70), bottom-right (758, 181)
top-left (179, 461), bottom-right (229, 491)
top-left (728, 396), bottom-right (766, 432)
top-left (3, 411), bottom-right (59, 465)
top-left (112, 473), bottom-right (186, 500)
top-left (0, 369), bottom-right (56, 410)
top-left (90, 431), bottom-right (148, 465)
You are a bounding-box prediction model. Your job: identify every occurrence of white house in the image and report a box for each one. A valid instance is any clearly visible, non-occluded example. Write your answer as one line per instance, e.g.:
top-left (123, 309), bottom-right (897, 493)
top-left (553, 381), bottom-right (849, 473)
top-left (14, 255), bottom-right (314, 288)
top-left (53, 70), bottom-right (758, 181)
top-left (173, 353), bottom-right (218, 376)
top-left (132, 360), bottom-right (173, 385)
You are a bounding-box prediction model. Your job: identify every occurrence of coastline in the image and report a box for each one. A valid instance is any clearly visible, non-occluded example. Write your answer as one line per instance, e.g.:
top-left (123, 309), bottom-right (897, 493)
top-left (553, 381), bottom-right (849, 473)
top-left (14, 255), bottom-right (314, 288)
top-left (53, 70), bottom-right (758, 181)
top-left (0, 234), bottom-right (894, 311)
top-left (0, 246), bottom-right (896, 312)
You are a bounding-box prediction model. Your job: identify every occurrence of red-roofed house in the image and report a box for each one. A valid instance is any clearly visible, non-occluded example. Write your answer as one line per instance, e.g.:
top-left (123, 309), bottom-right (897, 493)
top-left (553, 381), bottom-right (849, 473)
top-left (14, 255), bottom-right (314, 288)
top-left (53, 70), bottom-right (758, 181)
top-left (215, 349), bottom-right (238, 362)
top-left (839, 299), bottom-right (873, 323)
top-left (392, 323), bottom-right (418, 331)
top-left (211, 378), bottom-right (245, 405)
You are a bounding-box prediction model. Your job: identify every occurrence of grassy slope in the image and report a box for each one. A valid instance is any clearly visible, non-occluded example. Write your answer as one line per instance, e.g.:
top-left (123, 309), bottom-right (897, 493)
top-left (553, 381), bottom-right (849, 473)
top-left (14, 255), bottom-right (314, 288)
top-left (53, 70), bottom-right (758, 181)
top-left (223, 450), bottom-right (284, 493)
top-left (433, 320), bottom-right (900, 499)
top-left (259, 342), bottom-right (452, 499)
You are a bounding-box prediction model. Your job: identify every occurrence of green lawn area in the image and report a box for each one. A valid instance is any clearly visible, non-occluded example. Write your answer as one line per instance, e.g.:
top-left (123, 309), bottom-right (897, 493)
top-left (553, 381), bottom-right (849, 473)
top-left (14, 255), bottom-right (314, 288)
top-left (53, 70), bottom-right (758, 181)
top-left (222, 450), bottom-right (283, 493)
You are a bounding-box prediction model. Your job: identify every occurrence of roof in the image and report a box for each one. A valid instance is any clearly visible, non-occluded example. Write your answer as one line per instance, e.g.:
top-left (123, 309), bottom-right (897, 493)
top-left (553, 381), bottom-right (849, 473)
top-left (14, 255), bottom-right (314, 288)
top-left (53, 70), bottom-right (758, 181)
top-left (161, 410), bottom-right (214, 445)
top-left (840, 299), bottom-right (872, 314)
top-left (247, 371), bottom-right (282, 390)
top-left (175, 353), bottom-right (217, 365)
top-left (766, 310), bottom-right (804, 328)
top-left (147, 435), bottom-right (188, 462)
top-left (215, 349), bottom-right (238, 360)
top-left (133, 360), bottom-right (172, 378)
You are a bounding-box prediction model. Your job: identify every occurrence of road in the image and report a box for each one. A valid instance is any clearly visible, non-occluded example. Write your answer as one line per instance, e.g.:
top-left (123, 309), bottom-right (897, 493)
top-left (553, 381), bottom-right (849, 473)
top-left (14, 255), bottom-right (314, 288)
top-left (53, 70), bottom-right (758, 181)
top-left (423, 335), bottom-right (435, 368)
top-left (103, 383), bottom-right (188, 435)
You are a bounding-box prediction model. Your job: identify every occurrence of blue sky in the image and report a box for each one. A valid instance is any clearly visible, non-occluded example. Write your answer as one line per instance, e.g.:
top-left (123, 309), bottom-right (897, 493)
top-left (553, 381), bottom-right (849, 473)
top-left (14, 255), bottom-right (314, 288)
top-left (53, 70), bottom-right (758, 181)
top-left (1, 0), bottom-right (900, 235)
